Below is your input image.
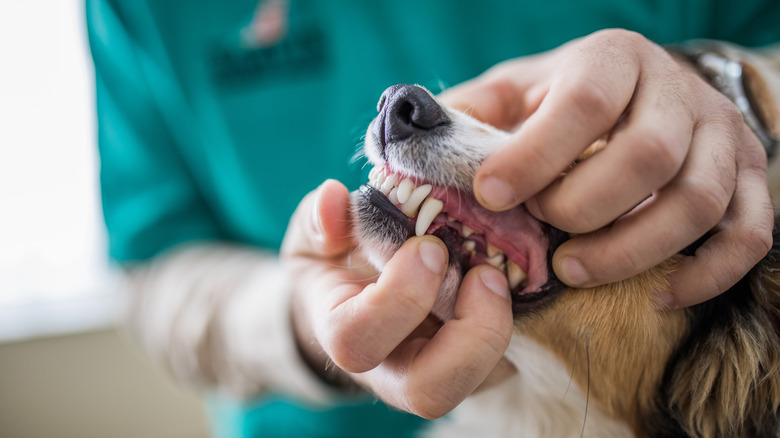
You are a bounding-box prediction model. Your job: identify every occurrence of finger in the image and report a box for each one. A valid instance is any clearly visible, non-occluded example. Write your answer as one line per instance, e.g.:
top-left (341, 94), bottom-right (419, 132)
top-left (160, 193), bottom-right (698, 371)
top-left (361, 266), bottom-right (512, 419)
top-left (437, 69), bottom-right (534, 131)
top-left (664, 136), bottom-right (773, 308)
top-left (318, 236), bottom-right (449, 373)
top-left (552, 118), bottom-right (738, 287)
top-left (473, 47), bottom-right (640, 211)
top-left (281, 179), bottom-right (352, 259)
top-left (526, 73), bottom-right (692, 233)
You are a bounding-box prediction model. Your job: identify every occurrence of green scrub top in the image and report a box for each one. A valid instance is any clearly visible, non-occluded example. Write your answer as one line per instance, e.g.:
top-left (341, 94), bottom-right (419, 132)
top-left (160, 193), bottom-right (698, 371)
top-left (87, 0), bottom-right (780, 436)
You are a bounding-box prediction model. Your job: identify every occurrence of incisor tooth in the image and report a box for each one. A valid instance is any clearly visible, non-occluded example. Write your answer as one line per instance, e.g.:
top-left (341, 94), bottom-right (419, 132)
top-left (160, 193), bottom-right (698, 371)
top-left (463, 240), bottom-right (476, 252)
top-left (486, 253), bottom-right (505, 268)
top-left (507, 260), bottom-right (527, 289)
top-left (387, 187), bottom-right (399, 204)
top-left (462, 224), bottom-right (475, 237)
top-left (401, 184), bottom-right (432, 217)
top-left (415, 197), bottom-right (444, 236)
top-left (381, 173), bottom-right (399, 194)
top-left (397, 178), bottom-right (415, 203)
top-left (487, 242), bottom-right (501, 257)
top-left (375, 169), bottom-right (387, 188)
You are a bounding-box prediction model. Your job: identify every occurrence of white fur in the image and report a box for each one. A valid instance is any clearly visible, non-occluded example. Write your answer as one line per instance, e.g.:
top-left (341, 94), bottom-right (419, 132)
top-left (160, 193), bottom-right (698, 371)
top-left (424, 335), bottom-right (634, 438)
top-left (357, 86), bottom-right (637, 437)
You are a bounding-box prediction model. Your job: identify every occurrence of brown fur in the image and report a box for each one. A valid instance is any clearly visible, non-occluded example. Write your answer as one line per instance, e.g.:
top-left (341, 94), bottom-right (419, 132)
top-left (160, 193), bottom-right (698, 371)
top-left (517, 244), bottom-right (780, 437)
top-left (519, 259), bottom-right (687, 435)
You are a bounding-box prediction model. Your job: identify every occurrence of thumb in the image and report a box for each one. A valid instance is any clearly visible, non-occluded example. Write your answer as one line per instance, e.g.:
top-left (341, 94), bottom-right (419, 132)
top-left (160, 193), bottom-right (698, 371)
top-left (282, 179), bottom-right (353, 259)
top-left (437, 74), bottom-right (528, 131)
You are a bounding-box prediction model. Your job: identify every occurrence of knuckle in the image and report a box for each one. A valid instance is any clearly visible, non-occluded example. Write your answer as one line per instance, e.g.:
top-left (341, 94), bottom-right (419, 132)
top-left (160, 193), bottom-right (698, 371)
top-left (546, 196), bottom-right (597, 233)
top-left (680, 175), bottom-right (731, 226)
top-left (323, 320), bottom-right (379, 373)
top-left (607, 243), bottom-right (649, 281)
top-left (392, 283), bottom-right (436, 318)
top-left (634, 128), bottom-right (684, 179)
top-left (566, 79), bottom-right (617, 123)
top-left (589, 28), bottom-right (646, 48)
top-left (402, 384), bottom-right (456, 419)
top-left (717, 96), bottom-right (744, 128)
top-left (741, 218), bottom-right (774, 263)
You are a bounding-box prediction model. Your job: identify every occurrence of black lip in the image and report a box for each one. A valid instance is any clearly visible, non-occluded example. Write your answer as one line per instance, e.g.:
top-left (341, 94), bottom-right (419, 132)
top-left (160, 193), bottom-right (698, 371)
top-left (359, 183), bottom-right (571, 316)
top-left (359, 184), bottom-right (414, 234)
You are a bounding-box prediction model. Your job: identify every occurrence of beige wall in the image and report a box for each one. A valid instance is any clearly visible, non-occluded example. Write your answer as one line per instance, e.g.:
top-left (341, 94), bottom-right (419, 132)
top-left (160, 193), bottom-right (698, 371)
top-left (0, 328), bottom-right (209, 438)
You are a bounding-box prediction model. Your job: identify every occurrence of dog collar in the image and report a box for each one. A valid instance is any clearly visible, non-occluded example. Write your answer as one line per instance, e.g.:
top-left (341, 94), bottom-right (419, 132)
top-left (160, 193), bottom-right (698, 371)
top-left (670, 43), bottom-right (780, 159)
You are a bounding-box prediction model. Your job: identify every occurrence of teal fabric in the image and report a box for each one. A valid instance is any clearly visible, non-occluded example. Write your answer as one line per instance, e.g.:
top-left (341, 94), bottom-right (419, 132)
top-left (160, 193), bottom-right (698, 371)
top-left (208, 394), bottom-right (428, 438)
top-left (87, 0), bottom-right (780, 437)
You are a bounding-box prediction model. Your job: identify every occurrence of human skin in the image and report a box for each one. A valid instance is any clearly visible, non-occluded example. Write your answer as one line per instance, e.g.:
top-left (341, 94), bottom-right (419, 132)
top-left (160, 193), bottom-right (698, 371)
top-left (440, 29), bottom-right (773, 309)
top-left (285, 29), bottom-right (774, 418)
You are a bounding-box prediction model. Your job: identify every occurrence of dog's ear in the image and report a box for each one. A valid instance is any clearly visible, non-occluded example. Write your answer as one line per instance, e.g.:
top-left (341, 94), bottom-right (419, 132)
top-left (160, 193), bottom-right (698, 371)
top-left (653, 229), bottom-right (780, 438)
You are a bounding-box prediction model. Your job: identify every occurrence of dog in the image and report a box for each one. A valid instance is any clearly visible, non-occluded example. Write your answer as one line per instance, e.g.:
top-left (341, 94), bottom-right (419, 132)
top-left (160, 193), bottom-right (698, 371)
top-left (352, 84), bottom-right (780, 438)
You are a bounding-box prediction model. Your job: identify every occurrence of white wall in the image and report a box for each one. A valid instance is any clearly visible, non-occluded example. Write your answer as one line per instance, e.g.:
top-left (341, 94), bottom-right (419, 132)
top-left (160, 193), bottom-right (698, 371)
top-left (0, 0), bottom-right (120, 340)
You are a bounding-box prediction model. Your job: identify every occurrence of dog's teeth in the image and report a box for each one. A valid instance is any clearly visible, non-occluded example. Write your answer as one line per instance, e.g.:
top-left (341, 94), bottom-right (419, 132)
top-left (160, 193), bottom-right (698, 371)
top-left (388, 187), bottom-right (399, 204)
top-left (507, 260), bottom-right (527, 289)
top-left (462, 224), bottom-right (475, 237)
top-left (401, 184), bottom-right (432, 217)
top-left (397, 178), bottom-right (415, 203)
top-left (463, 240), bottom-right (476, 252)
top-left (369, 167), bottom-right (379, 182)
top-left (381, 173), bottom-right (399, 194)
top-left (486, 253), bottom-right (505, 268)
top-left (487, 242), bottom-right (501, 257)
top-left (415, 197), bottom-right (444, 236)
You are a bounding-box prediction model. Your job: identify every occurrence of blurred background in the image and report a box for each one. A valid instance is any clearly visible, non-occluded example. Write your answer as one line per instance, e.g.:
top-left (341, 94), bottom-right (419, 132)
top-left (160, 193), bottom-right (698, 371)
top-left (0, 1), bottom-right (209, 436)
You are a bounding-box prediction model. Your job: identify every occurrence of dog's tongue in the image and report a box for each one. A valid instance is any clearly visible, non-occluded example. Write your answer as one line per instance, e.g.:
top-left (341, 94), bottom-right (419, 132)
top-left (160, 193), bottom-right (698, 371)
top-left (430, 186), bottom-right (553, 293)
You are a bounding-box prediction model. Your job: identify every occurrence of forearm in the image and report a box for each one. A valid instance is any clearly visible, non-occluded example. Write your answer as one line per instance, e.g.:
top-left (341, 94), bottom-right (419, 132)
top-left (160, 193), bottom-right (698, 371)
top-left (124, 243), bottom-right (337, 403)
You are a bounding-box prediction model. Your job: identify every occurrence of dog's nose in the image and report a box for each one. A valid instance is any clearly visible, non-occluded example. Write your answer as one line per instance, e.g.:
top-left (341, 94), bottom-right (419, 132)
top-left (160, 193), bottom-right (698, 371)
top-left (378, 84), bottom-right (450, 144)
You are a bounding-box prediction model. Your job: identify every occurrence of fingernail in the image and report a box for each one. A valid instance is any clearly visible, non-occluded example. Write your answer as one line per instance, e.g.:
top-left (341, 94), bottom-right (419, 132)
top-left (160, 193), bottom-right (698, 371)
top-left (559, 257), bottom-right (590, 286)
top-left (480, 267), bottom-right (509, 298)
top-left (419, 240), bottom-right (446, 274)
top-left (477, 176), bottom-right (516, 210)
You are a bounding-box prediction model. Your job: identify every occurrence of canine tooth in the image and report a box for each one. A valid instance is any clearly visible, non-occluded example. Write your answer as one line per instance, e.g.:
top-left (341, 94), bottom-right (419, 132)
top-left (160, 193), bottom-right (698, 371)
top-left (376, 169), bottom-right (387, 188)
top-left (507, 260), bottom-right (527, 289)
top-left (381, 173), bottom-right (399, 194)
top-left (463, 240), bottom-right (476, 252)
top-left (415, 197), bottom-right (444, 236)
top-left (397, 178), bottom-right (415, 203)
top-left (486, 253), bottom-right (505, 268)
top-left (369, 167), bottom-right (379, 182)
top-left (388, 187), bottom-right (399, 204)
top-left (401, 184), bottom-right (432, 216)
top-left (487, 242), bottom-right (501, 257)
top-left (462, 224), bottom-right (475, 237)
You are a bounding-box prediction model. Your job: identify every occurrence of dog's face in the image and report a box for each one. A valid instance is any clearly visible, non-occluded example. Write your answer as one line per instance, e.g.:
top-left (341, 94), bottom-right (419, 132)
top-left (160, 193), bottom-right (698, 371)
top-left (354, 84), bottom-right (568, 321)
top-left (353, 84), bottom-right (780, 437)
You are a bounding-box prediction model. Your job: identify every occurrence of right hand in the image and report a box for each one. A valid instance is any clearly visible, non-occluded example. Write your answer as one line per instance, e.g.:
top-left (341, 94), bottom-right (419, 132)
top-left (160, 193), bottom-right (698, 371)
top-left (281, 179), bottom-right (515, 419)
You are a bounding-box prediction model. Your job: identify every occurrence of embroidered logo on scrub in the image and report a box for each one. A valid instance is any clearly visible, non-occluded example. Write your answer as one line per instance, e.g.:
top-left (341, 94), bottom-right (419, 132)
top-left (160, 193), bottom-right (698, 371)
top-left (241, 0), bottom-right (289, 48)
top-left (211, 0), bottom-right (328, 86)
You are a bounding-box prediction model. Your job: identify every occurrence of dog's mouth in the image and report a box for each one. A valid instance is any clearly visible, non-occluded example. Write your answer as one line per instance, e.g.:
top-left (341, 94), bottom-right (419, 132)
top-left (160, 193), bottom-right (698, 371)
top-left (362, 165), bottom-right (569, 311)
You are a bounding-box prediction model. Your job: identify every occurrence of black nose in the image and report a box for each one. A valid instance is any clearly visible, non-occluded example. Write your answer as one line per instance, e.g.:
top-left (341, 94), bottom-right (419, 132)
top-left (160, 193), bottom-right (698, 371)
top-left (376, 84), bottom-right (450, 145)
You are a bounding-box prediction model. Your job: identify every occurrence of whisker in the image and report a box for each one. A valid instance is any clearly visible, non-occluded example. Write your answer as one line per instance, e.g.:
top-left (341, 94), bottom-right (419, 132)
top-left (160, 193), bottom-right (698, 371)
top-left (580, 337), bottom-right (591, 438)
top-left (562, 330), bottom-right (582, 402)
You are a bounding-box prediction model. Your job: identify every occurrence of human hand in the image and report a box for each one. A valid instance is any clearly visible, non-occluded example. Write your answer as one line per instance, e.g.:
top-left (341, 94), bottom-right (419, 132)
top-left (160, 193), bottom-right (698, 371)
top-left (439, 29), bottom-right (774, 308)
top-left (281, 179), bottom-right (515, 418)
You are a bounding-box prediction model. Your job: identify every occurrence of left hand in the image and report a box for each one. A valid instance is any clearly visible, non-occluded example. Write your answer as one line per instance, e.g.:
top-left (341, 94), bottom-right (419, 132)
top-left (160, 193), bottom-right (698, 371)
top-left (439, 29), bottom-right (774, 308)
